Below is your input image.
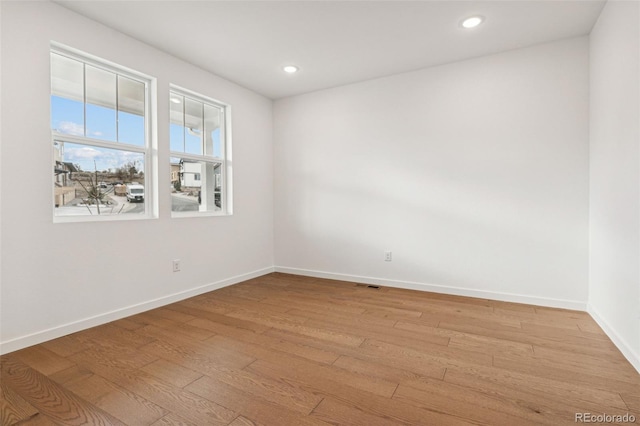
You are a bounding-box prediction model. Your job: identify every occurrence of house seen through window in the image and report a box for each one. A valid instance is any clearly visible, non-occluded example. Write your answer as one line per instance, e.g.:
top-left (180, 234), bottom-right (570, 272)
top-left (51, 46), bottom-right (153, 220)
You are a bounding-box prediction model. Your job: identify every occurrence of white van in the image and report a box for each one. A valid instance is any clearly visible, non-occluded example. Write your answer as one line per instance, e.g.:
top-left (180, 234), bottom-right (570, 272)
top-left (125, 184), bottom-right (144, 202)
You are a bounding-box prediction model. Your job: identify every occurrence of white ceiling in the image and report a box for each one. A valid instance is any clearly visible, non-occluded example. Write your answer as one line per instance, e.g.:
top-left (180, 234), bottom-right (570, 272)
top-left (55, 0), bottom-right (606, 100)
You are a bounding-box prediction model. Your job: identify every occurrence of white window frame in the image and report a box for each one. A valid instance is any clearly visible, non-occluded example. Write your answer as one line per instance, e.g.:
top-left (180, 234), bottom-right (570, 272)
top-left (170, 85), bottom-right (232, 218)
top-left (51, 43), bottom-right (157, 223)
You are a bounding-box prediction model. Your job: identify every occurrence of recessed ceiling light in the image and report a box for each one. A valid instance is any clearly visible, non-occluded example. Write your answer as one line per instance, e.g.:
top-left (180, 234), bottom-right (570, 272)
top-left (170, 97), bottom-right (181, 104)
top-left (283, 65), bottom-right (299, 74)
top-left (461, 16), bottom-right (484, 29)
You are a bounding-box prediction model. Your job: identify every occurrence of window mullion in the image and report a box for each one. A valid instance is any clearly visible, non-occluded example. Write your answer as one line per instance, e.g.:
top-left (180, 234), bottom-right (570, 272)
top-left (83, 63), bottom-right (87, 138)
top-left (115, 75), bottom-right (119, 143)
top-left (201, 102), bottom-right (205, 155)
top-left (182, 96), bottom-right (186, 153)
top-left (170, 151), bottom-right (221, 165)
top-left (53, 132), bottom-right (147, 154)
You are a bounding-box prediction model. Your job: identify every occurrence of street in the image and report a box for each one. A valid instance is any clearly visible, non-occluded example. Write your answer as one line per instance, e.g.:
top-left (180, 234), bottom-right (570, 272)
top-left (171, 193), bottom-right (199, 212)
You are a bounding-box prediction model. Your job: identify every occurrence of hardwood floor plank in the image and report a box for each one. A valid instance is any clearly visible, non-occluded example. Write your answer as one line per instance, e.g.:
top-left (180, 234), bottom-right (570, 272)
top-left (211, 365), bottom-right (323, 415)
top-left (111, 316), bottom-right (148, 331)
top-left (393, 380), bottom-right (562, 425)
top-left (310, 397), bottom-right (406, 426)
top-left (331, 355), bottom-right (427, 384)
top-left (263, 328), bottom-right (448, 380)
top-left (204, 334), bottom-right (399, 398)
top-left (62, 374), bottom-right (168, 425)
top-left (438, 320), bottom-right (622, 359)
top-left (620, 392), bottom-right (640, 412)
top-left (360, 338), bottom-right (493, 371)
top-left (140, 358), bottom-right (203, 388)
top-left (227, 415), bottom-right (266, 426)
top-left (150, 412), bottom-right (198, 426)
top-left (493, 354), bottom-right (640, 394)
top-left (260, 296), bottom-right (367, 316)
top-left (422, 311), bottom-right (522, 330)
top-left (530, 345), bottom-right (640, 383)
top-left (178, 317), bottom-right (342, 365)
top-left (176, 306), bottom-right (272, 335)
top-left (1, 356), bottom-right (126, 425)
top-left (11, 346), bottom-right (75, 376)
top-left (48, 365), bottom-right (95, 388)
top-left (146, 306), bottom-right (198, 324)
top-left (444, 363), bottom-right (629, 412)
top-left (533, 305), bottom-right (593, 320)
top-left (220, 311), bottom-right (366, 347)
top-left (211, 293), bottom-right (294, 315)
top-left (350, 292), bottom-right (495, 317)
top-left (12, 413), bottom-right (60, 425)
top-left (488, 301), bottom-right (537, 313)
top-left (138, 337), bottom-right (255, 375)
top-left (39, 334), bottom-right (89, 358)
top-left (1, 381), bottom-right (39, 425)
top-left (302, 317), bottom-right (451, 349)
top-left (70, 337), bottom-right (159, 372)
top-left (286, 307), bottom-right (399, 329)
top-left (225, 307), bottom-right (309, 328)
top-left (174, 297), bottom-right (237, 316)
top-left (55, 374), bottom-right (112, 404)
top-left (576, 320), bottom-right (607, 334)
top-left (80, 323), bottom-right (157, 349)
top-left (184, 376), bottom-right (329, 426)
top-left (136, 322), bottom-right (217, 343)
top-left (520, 322), bottom-right (618, 344)
top-left (394, 320), bottom-right (533, 356)
top-left (226, 327), bottom-right (341, 365)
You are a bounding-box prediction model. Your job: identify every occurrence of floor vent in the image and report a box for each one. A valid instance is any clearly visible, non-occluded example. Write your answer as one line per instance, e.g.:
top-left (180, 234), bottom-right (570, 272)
top-left (355, 284), bottom-right (380, 289)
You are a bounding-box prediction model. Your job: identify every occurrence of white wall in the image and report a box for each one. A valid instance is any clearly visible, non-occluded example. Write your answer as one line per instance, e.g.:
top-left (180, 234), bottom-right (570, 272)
top-left (588, 0), bottom-right (640, 372)
top-left (274, 37), bottom-right (590, 308)
top-left (0, 1), bottom-right (274, 353)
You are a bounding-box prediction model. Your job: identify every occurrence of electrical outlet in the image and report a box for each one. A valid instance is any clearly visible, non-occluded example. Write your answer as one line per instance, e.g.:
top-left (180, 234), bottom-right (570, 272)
top-left (384, 251), bottom-right (392, 262)
top-left (172, 259), bottom-right (181, 272)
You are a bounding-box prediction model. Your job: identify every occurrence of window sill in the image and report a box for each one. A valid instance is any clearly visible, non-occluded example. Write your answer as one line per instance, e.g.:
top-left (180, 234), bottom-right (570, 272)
top-left (171, 211), bottom-right (231, 219)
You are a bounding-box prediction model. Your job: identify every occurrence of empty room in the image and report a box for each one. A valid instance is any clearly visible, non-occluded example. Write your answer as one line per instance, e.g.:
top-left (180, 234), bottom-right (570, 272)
top-left (1, 0), bottom-right (639, 424)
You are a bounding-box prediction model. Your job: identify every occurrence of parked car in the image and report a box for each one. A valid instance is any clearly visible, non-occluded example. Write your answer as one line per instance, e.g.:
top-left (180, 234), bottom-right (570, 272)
top-left (98, 182), bottom-right (108, 189)
top-left (126, 183), bottom-right (144, 202)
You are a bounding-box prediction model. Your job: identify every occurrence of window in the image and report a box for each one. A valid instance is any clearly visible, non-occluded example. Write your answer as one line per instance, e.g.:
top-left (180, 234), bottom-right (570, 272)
top-left (169, 86), bottom-right (230, 216)
top-left (50, 45), bottom-right (155, 220)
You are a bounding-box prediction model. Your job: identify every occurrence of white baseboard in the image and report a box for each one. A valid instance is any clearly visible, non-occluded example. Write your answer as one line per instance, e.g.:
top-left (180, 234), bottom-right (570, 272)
top-left (274, 266), bottom-right (588, 311)
top-left (587, 304), bottom-right (640, 374)
top-left (0, 266), bottom-right (275, 355)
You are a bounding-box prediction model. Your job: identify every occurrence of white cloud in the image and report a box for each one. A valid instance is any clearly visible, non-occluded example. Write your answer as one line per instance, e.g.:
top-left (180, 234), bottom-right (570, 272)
top-left (66, 146), bottom-right (102, 160)
top-left (57, 121), bottom-right (84, 136)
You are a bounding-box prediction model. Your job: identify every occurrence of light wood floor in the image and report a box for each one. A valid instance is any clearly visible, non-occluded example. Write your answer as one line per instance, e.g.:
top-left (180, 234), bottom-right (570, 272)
top-left (2, 273), bottom-right (639, 425)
